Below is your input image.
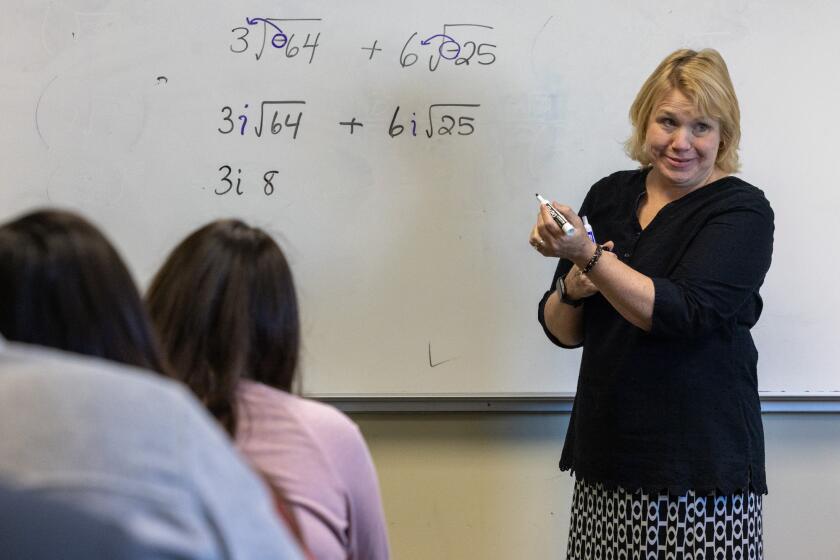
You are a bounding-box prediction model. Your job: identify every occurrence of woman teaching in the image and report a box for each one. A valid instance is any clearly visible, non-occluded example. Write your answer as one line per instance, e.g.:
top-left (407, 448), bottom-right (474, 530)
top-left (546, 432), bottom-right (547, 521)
top-left (530, 49), bottom-right (774, 558)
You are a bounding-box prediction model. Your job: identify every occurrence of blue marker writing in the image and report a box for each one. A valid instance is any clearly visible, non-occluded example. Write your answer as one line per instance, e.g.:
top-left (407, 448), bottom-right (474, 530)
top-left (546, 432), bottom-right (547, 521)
top-left (420, 34), bottom-right (461, 60)
top-left (245, 17), bottom-right (288, 49)
top-left (582, 216), bottom-right (596, 243)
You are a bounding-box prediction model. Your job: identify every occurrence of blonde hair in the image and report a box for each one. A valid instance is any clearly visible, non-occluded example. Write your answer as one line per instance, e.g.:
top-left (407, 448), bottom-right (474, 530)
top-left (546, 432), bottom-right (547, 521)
top-left (625, 48), bottom-right (741, 173)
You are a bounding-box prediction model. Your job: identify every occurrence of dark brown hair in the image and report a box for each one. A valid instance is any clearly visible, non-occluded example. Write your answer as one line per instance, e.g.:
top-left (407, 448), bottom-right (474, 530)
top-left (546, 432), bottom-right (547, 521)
top-left (146, 220), bottom-right (299, 435)
top-left (0, 209), bottom-right (168, 374)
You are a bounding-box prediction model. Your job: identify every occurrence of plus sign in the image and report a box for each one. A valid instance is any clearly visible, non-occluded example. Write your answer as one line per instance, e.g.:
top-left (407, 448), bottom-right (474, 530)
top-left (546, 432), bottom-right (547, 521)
top-left (361, 39), bottom-right (382, 60)
top-left (339, 118), bottom-right (364, 135)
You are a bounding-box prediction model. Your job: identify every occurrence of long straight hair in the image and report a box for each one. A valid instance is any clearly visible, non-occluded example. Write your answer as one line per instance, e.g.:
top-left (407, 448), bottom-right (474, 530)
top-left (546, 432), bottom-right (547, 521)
top-left (0, 209), bottom-right (169, 374)
top-left (146, 220), bottom-right (299, 435)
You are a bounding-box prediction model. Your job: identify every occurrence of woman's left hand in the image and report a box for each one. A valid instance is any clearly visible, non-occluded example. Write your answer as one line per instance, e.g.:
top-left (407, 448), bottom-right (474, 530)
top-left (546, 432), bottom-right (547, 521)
top-left (563, 241), bottom-right (615, 299)
top-left (529, 201), bottom-right (595, 263)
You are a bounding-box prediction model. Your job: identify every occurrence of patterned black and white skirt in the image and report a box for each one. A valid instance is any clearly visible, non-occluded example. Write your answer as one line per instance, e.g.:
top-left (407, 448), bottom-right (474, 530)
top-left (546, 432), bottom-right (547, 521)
top-left (566, 480), bottom-right (763, 560)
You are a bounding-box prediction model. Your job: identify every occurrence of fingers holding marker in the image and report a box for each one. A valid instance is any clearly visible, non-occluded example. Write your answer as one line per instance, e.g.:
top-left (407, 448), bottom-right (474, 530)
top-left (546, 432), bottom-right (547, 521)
top-left (531, 195), bottom-right (592, 259)
top-left (531, 209), bottom-right (563, 256)
top-left (552, 203), bottom-right (586, 234)
top-left (529, 225), bottom-right (547, 252)
top-left (535, 205), bottom-right (568, 249)
top-left (528, 222), bottom-right (544, 247)
top-left (536, 194), bottom-right (575, 236)
top-left (537, 206), bottom-right (561, 239)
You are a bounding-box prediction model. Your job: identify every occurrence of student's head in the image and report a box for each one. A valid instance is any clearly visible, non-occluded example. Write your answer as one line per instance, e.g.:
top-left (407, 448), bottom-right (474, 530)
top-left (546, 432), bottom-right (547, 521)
top-left (0, 209), bottom-right (167, 373)
top-left (146, 219), bottom-right (299, 435)
top-left (625, 48), bottom-right (741, 174)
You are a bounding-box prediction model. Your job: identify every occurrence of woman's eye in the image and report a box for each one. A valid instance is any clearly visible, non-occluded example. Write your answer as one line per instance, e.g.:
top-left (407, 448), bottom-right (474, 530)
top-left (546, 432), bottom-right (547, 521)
top-left (694, 122), bottom-right (711, 133)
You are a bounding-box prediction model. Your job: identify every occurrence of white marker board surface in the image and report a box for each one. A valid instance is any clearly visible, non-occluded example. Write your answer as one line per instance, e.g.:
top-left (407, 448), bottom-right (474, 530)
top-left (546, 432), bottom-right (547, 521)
top-left (1, 0), bottom-right (837, 398)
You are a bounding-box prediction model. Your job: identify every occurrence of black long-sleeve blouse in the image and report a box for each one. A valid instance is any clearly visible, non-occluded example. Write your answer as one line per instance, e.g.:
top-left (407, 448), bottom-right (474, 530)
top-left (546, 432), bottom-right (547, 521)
top-left (538, 168), bottom-right (774, 495)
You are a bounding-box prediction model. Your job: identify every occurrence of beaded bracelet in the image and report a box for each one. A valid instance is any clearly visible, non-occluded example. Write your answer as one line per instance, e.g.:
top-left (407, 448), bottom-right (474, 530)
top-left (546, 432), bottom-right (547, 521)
top-left (581, 244), bottom-right (604, 274)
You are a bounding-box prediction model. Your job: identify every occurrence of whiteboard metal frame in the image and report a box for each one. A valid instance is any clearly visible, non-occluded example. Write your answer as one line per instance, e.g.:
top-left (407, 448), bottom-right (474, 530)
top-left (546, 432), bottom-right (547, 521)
top-left (314, 392), bottom-right (840, 413)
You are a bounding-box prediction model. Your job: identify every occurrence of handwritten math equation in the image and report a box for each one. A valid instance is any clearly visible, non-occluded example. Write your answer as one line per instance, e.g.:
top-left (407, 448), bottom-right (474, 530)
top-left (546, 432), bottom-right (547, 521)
top-left (214, 166), bottom-right (280, 196)
top-left (217, 101), bottom-right (480, 140)
top-left (228, 18), bottom-right (497, 71)
top-left (212, 17), bottom-right (495, 196)
top-left (213, 102), bottom-right (480, 196)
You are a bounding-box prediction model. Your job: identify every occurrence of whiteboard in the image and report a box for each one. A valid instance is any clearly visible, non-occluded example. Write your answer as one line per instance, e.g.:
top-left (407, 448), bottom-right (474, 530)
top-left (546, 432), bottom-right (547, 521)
top-left (1, 0), bottom-right (837, 398)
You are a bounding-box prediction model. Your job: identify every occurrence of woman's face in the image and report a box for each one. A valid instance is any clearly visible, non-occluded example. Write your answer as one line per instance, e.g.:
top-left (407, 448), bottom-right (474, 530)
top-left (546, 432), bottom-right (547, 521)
top-left (645, 89), bottom-right (722, 190)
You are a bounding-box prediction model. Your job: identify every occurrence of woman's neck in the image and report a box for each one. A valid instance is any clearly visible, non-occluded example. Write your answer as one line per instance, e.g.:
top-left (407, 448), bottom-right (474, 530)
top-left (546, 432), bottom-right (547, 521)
top-left (645, 166), bottom-right (726, 204)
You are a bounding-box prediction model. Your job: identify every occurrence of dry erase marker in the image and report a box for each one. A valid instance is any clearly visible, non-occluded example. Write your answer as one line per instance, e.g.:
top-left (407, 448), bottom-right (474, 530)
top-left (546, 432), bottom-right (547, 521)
top-left (535, 193), bottom-right (575, 236)
top-left (582, 216), bottom-right (596, 243)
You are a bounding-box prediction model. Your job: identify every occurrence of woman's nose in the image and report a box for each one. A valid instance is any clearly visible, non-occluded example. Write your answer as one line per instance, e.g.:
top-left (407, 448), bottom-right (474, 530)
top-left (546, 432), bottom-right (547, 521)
top-left (671, 128), bottom-right (691, 150)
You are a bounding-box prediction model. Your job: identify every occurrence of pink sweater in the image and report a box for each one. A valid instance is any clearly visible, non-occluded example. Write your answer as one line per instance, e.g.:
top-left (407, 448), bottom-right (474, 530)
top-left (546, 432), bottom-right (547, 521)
top-left (236, 381), bottom-right (390, 560)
